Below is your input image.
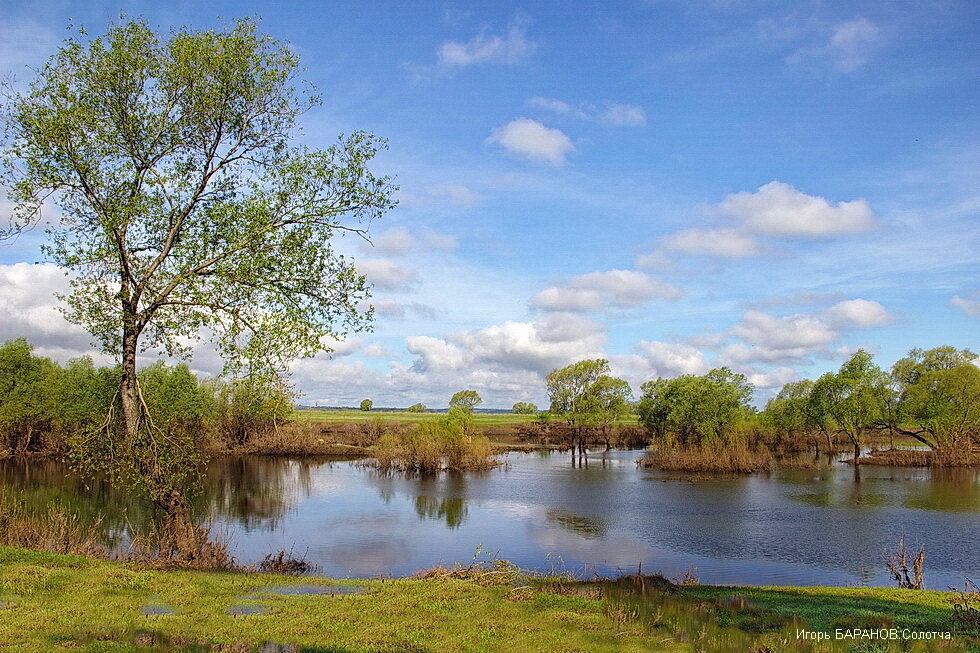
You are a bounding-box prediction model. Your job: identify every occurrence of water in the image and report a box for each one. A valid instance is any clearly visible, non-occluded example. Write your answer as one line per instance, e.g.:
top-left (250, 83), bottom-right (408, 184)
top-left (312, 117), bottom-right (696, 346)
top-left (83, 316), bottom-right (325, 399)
top-left (2, 450), bottom-right (977, 587)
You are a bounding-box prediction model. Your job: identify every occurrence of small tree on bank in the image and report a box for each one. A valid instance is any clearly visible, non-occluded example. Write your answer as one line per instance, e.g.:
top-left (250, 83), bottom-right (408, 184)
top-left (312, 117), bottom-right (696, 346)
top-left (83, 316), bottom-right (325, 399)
top-left (359, 399), bottom-right (373, 412)
top-left (546, 359), bottom-right (631, 455)
top-left (449, 390), bottom-right (482, 412)
top-left (0, 19), bottom-right (395, 528)
top-left (512, 402), bottom-right (538, 415)
top-left (406, 403), bottom-right (427, 413)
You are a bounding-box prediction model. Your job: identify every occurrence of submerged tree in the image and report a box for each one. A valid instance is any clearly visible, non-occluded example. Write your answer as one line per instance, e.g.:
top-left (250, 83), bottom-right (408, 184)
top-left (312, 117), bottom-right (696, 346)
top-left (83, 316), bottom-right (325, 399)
top-left (0, 19), bottom-right (395, 524)
top-left (546, 359), bottom-right (631, 455)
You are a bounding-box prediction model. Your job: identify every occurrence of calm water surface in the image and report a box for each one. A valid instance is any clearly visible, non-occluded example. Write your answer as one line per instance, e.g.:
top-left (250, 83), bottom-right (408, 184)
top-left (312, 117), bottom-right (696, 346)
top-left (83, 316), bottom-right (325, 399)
top-left (2, 450), bottom-right (977, 587)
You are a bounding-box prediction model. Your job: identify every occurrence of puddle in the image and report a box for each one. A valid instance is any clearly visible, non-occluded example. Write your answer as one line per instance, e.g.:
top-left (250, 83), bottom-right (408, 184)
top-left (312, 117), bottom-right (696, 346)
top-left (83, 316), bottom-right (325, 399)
top-left (228, 604), bottom-right (269, 616)
top-left (262, 584), bottom-right (365, 596)
top-left (141, 603), bottom-right (177, 616)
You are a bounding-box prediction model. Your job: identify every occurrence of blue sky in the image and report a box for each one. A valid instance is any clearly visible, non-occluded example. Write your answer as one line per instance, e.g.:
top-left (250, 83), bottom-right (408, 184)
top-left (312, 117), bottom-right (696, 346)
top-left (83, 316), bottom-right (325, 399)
top-left (0, 0), bottom-right (977, 407)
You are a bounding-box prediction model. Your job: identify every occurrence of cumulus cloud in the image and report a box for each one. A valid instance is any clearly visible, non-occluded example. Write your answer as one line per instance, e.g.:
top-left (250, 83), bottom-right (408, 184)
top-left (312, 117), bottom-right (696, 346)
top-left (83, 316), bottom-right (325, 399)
top-left (635, 341), bottom-right (711, 377)
top-left (661, 228), bottom-right (762, 259)
top-left (746, 366), bottom-right (800, 389)
top-left (601, 103), bottom-right (646, 126)
top-left (950, 295), bottom-right (980, 318)
top-left (532, 287), bottom-right (603, 312)
top-left (533, 269), bottom-right (681, 312)
top-left (825, 299), bottom-right (891, 328)
top-left (407, 313), bottom-right (606, 380)
top-left (357, 258), bottom-right (418, 290)
top-left (438, 17), bottom-right (536, 67)
top-left (718, 181), bottom-right (875, 238)
top-left (722, 299), bottom-right (892, 364)
top-left (486, 118), bottom-right (574, 166)
top-left (0, 263), bottom-right (96, 359)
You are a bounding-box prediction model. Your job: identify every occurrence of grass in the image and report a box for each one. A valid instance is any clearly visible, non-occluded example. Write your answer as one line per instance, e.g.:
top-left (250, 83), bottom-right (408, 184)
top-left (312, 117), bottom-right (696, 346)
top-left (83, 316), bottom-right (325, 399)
top-left (0, 547), bottom-right (973, 651)
top-left (0, 546), bottom-right (667, 652)
top-left (639, 442), bottom-right (774, 474)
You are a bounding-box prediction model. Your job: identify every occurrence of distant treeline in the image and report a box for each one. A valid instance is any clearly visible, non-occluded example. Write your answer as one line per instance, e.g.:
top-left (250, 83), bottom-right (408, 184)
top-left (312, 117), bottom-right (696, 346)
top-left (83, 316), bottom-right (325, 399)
top-left (0, 338), bottom-right (292, 456)
top-left (635, 346), bottom-right (978, 463)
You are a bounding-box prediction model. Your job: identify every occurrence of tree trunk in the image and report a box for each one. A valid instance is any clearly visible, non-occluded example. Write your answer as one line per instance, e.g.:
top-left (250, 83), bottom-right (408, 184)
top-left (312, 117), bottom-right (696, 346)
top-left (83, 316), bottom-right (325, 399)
top-left (119, 318), bottom-right (141, 442)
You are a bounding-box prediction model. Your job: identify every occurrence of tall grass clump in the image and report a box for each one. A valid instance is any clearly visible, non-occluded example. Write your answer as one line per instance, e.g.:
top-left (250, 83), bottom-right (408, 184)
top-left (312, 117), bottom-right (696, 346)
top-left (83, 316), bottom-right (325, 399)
top-left (0, 493), bottom-right (107, 558)
top-left (640, 438), bottom-right (773, 474)
top-left (371, 407), bottom-right (497, 472)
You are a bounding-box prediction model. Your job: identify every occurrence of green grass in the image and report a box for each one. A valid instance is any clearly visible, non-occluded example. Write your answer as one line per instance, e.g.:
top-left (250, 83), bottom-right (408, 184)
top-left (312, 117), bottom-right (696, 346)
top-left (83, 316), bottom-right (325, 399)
top-left (0, 547), bottom-right (973, 651)
top-left (0, 546), bottom-right (665, 652)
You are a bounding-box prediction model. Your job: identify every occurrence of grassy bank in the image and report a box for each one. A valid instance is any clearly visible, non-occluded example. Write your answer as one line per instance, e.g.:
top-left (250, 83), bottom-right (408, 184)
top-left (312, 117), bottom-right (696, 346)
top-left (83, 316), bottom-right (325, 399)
top-left (0, 547), bottom-right (973, 651)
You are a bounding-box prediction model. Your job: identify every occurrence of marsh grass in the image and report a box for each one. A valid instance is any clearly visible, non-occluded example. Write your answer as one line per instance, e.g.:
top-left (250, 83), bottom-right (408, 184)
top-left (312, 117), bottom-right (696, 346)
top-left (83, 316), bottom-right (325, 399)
top-left (0, 494), bottom-right (106, 558)
top-left (857, 447), bottom-right (980, 468)
top-left (371, 419), bottom-right (498, 472)
top-left (640, 441), bottom-right (773, 474)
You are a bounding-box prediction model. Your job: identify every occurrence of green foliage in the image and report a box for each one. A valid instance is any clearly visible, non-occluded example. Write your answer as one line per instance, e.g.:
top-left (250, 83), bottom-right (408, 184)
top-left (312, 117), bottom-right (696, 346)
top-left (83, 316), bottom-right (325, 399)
top-left (901, 361), bottom-right (980, 449)
top-left (638, 368), bottom-right (752, 446)
top-left (511, 402), bottom-right (538, 414)
top-left (448, 390), bottom-right (482, 411)
top-left (0, 17), bottom-right (394, 516)
top-left (203, 376), bottom-right (293, 446)
top-left (1, 18), bottom-right (395, 374)
top-left (406, 402), bottom-right (427, 413)
top-left (809, 350), bottom-right (888, 456)
top-left (0, 339), bottom-right (60, 453)
top-left (371, 410), bottom-right (494, 473)
top-left (761, 379), bottom-right (816, 444)
top-left (546, 359), bottom-right (632, 450)
top-left (359, 399), bottom-right (373, 412)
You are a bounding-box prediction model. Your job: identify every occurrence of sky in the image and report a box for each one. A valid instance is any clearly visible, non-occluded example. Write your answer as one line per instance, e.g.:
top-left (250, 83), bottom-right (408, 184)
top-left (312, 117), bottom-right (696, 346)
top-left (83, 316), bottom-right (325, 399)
top-left (0, 0), bottom-right (977, 408)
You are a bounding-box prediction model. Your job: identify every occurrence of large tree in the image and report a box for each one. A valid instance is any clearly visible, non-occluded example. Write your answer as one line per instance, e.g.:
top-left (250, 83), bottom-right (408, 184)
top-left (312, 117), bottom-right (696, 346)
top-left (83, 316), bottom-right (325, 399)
top-left (0, 19), bottom-right (395, 517)
top-left (546, 359), bottom-right (631, 455)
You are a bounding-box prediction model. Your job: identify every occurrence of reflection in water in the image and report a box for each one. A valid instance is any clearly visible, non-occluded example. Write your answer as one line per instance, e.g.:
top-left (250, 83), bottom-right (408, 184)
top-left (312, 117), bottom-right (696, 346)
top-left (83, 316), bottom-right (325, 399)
top-left (1, 451), bottom-right (977, 587)
top-left (414, 496), bottom-right (468, 529)
top-left (546, 510), bottom-right (606, 538)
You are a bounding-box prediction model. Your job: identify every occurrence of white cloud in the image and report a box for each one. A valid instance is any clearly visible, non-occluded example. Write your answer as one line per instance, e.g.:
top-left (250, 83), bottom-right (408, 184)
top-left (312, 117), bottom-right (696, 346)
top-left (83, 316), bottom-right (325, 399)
top-left (420, 229), bottom-right (459, 252)
top-left (526, 96), bottom-right (579, 115)
top-left (486, 118), bottom-right (574, 166)
top-left (746, 366), bottom-right (799, 389)
top-left (533, 269), bottom-right (681, 313)
top-left (362, 343), bottom-right (388, 358)
top-left (825, 299), bottom-right (891, 328)
top-left (726, 310), bottom-right (839, 363)
top-left (357, 258), bottom-right (418, 290)
top-left (827, 18), bottom-right (882, 72)
top-left (951, 295), bottom-right (980, 318)
top-left (367, 228), bottom-right (414, 256)
top-left (569, 269), bottom-right (682, 306)
top-left (395, 183), bottom-right (479, 209)
top-left (718, 181), bottom-right (875, 238)
top-left (438, 17), bottom-right (536, 67)
top-left (525, 97), bottom-right (646, 127)
top-left (601, 103), bottom-right (646, 126)
top-left (532, 287), bottom-right (603, 312)
top-left (661, 228), bottom-right (762, 259)
top-left (406, 335), bottom-right (470, 372)
top-left (635, 341), bottom-right (710, 377)
top-left (787, 17), bottom-right (883, 73)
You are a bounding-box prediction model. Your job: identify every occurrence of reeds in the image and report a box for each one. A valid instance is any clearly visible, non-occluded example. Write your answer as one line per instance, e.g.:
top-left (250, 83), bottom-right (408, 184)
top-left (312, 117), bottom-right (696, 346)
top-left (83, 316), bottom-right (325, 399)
top-left (371, 421), bottom-right (498, 472)
top-left (0, 494), bottom-right (107, 558)
top-left (639, 441), bottom-right (773, 474)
